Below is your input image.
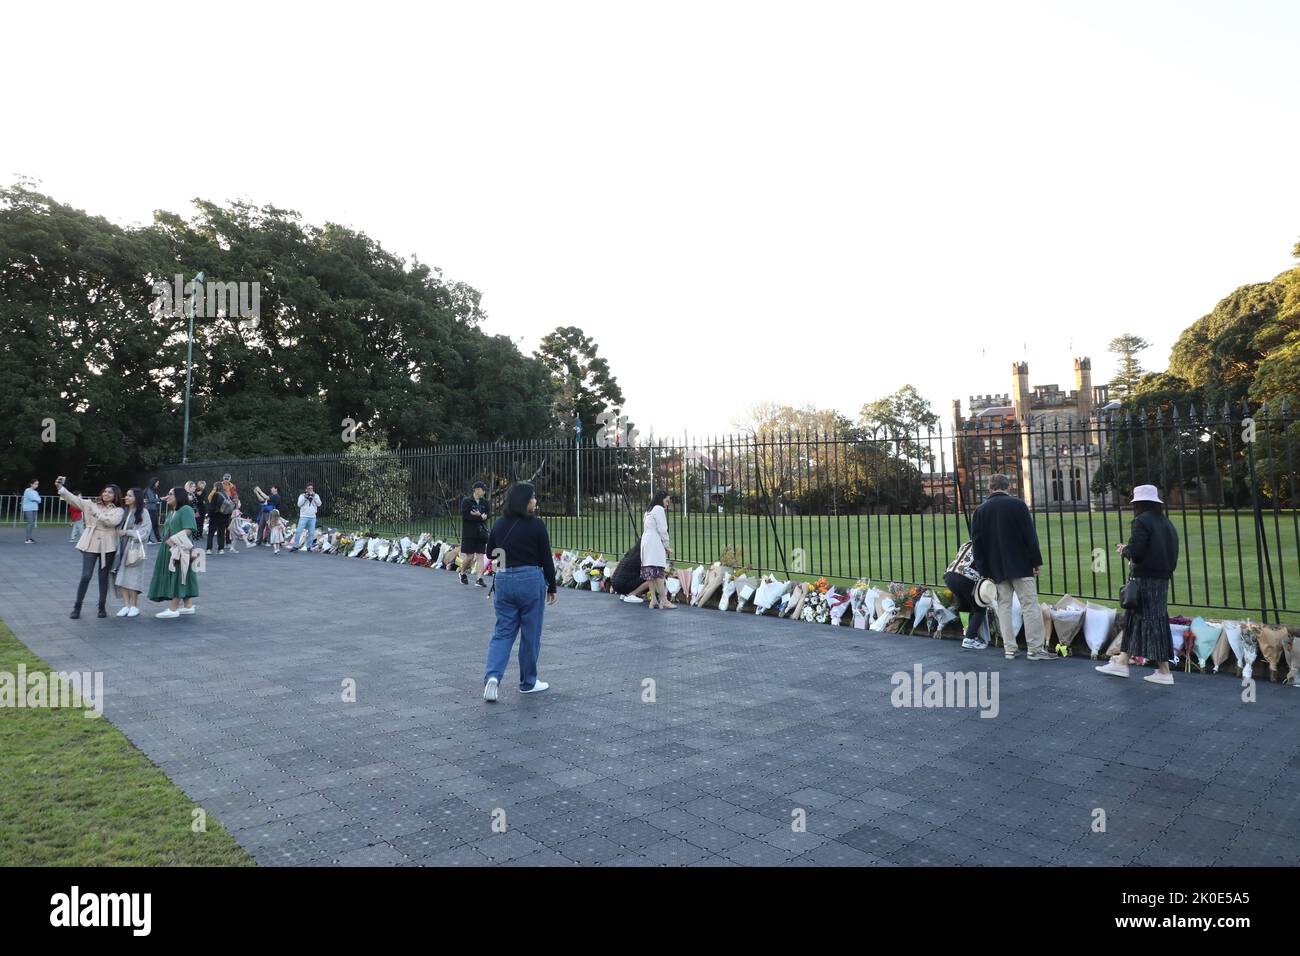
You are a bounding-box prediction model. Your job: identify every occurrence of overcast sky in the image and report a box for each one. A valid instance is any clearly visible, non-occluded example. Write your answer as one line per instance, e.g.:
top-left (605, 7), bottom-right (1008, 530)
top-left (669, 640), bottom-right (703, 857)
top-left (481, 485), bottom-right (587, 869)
top-left (5, 0), bottom-right (1298, 439)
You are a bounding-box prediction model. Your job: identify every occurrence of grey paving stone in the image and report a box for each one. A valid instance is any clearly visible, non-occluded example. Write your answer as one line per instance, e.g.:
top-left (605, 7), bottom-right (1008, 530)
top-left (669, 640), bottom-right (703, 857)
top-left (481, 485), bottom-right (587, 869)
top-left (6, 525), bottom-right (1298, 868)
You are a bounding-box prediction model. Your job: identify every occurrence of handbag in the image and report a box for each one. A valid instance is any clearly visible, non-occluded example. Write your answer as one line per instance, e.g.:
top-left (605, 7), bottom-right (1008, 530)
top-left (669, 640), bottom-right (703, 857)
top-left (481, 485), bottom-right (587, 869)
top-left (125, 529), bottom-right (146, 566)
top-left (1119, 576), bottom-right (1140, 610)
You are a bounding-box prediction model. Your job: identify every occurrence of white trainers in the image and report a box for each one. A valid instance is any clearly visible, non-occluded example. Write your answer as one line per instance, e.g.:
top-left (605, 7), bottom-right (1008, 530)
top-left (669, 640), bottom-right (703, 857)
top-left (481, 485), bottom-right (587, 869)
top-left (126, 607), bottom-right (139, 617)
top-left (1144, 672), bottom-right (1174, 686)
top-left (1095, 661), bottom-right (1130, 678)
top-left (621, 595), bottom-right (645, 604)
top-left (155, 609), bottom-right (180, 619)
top-left (519, 681), bottom-right (549, 694)
top-left (116, 607), bottom-right (131, 617)
top-left (178, 606), bottom-right (196, 615)
top-left (483, 678), bottom-right (499, 703)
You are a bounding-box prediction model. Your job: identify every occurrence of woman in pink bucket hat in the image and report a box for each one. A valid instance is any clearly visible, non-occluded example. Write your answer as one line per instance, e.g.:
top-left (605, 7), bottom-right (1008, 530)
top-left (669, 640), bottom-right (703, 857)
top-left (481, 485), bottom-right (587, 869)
top-left (1096, 484), bottom-right (1180, 685)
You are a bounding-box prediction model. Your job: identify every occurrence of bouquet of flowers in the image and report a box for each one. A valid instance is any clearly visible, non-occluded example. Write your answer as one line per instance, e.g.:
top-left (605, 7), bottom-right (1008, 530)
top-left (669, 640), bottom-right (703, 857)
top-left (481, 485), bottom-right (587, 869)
top-left (689, 565), bottom-right (707, 603)
top-left (720, 569), bottom-right (755, 611)
top-left (675, 567), bottom-right (694, 603)
top-left (1239, 622), bottom-right (1261, 685)
top-left (883, 583), bottom-right (924, 633)
top-left (734, 574), bottom-right (759, 611)
top-left (926, 588), bottom-right (960, 636)
top-left (800, 578), bottom-right (832, 624)
top-left (753, 575), bottom-right (792, 615)
top-left (573, 553), bottom-right (596, 587)
top-left (558, 551), bottom-right (580, 587)
top-left (849, 581), bottom-right (872, 629)
top-left (828, 587), bottom-right (852, 626)
top-left (869, 590), bottom-right (895, 631)
top-left (693, 563), bottom-right (726, 608)
top-left (1050, 595), bottom-right (1086, 655)
top-left (780, 582), bottom-right (808, 619)
top-left (1082, 603), bottom-right (1116, 658)
top-left (1167, 615), bottom-right (1191, 658)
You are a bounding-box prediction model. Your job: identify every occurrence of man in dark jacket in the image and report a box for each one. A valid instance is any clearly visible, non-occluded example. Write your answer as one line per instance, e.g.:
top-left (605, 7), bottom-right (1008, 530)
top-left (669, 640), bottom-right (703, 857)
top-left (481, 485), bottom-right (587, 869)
top-left (970, 474), bottom-right (1057, 661)
top-left (460, 481), bottom-right (491, 586)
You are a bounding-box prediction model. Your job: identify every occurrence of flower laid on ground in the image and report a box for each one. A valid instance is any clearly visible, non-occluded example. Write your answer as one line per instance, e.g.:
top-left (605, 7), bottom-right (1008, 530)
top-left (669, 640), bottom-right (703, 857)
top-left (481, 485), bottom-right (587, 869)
top-left (795, 587), bottom-right (826, 624)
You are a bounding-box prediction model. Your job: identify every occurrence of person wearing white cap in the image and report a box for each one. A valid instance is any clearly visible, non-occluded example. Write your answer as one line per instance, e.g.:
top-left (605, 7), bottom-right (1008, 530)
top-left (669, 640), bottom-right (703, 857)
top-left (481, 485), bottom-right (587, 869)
top-left (970, 474), bottom-right (1056, 660)
top-left (1096, 484), bottom-right (1180, 685)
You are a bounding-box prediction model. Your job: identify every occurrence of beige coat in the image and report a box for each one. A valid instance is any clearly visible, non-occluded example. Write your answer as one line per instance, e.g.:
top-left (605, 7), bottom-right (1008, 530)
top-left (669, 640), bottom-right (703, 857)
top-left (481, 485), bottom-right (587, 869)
top-left (640, 505), bottom-right (671, 568)
top-left (58, 484), bottom-right (125, 567)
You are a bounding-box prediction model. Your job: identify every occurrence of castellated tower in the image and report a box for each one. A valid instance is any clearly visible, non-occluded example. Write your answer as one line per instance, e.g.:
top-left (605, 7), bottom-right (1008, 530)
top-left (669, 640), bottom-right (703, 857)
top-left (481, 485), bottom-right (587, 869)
top-left (1074, 357), bottom-right (1093, 421)
top-left (1011, 362), bottom-right (1031, 421)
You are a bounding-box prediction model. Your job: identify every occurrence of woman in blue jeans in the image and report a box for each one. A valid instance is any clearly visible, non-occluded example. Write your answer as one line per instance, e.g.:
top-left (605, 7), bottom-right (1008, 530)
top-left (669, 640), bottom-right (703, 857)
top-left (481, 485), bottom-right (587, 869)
top-left (483, 482), bottom-right (557, 702)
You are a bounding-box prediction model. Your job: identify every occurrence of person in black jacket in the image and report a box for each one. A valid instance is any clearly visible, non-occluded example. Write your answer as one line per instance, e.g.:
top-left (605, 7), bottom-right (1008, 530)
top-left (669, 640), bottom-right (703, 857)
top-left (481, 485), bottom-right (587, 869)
top-left (970, 474), bottom-right (1056, 661)
top-left (482, 482), bottom-right (557, 702)
top-left (144, 478), bottom-right (162, 543)
top-left (1096, 484), bottom-right (1180, 685)
top-left (459, 480), bottom-right (491, 587)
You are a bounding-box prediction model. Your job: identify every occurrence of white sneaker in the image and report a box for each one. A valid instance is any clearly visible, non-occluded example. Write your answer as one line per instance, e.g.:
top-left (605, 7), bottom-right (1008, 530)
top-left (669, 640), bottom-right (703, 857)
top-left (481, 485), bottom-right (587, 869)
top-left (155, 609), bottom-right (180, 619)
top-left (1095, 661), bottom-right (1130, 678)
top-left (1144, 672), bottom-right (1174, 686)
top-left (519, 681), bottom-right (549, 694)
top-left (483, 678), bottom-right (499, 703)
top-left (116, 607), bottom-right (131, 617)
top-left (178, 607), bottom-right (196, 615)
top-left (126, 607), bottom-right (139, 617)
top-left (206, 549), bottom-right (213, 554)
top-left (621, 595), bottom-right (645, 604)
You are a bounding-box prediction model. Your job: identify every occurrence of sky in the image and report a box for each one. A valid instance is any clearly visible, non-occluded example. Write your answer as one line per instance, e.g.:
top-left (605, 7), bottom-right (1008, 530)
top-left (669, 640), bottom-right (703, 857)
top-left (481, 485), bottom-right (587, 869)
top-left (4, 0), bottom-right (1298, 440)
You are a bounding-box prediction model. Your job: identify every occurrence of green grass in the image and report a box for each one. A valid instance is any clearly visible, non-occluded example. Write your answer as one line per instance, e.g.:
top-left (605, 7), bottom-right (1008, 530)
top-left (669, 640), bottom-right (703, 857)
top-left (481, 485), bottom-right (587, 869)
top-left (359, 509), bottom-right (1299, 623)
top-left (0, 620), bottom-right (254, 866)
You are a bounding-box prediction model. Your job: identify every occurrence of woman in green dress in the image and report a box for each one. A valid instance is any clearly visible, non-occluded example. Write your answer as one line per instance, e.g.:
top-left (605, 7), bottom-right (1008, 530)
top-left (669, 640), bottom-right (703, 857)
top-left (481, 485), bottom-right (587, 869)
top-left (148, 486), bottom-right (200, 618)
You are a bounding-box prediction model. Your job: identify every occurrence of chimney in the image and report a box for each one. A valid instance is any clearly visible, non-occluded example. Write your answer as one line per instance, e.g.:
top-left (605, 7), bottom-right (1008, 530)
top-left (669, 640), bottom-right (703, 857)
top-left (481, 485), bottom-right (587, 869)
top-left (1074, 356), bottom-right (1093, 420)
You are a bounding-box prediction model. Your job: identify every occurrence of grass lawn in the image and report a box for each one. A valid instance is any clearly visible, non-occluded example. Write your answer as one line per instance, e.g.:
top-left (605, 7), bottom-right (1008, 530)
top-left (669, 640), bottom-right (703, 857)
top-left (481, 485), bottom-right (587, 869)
top-left (366, 509), bottom-right (1299, 623)
top-left (0, 620), bottom-right (253, 866)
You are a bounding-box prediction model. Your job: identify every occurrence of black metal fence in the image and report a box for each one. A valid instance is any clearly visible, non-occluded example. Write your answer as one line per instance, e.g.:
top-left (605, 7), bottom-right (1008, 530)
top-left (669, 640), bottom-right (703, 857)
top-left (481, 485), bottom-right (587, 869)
top-left (156, 403), bottom-right (1299, 622)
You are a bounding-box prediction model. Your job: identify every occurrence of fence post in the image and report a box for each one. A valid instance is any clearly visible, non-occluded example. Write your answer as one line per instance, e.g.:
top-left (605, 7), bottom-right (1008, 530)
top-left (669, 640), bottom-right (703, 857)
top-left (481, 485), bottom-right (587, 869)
top-left (1244, 403), bottom-right (1272, 624)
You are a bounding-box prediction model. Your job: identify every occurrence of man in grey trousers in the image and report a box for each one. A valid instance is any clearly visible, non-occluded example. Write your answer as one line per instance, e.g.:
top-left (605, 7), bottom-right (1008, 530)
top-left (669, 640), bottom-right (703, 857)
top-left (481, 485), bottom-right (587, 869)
top-left (970, 474), bottom-right (1057, 661)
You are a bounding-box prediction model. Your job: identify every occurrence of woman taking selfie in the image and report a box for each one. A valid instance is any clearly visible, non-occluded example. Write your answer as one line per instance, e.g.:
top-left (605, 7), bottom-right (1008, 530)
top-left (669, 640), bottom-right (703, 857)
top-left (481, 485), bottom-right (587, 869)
top-left (111, 487), bottom-right (151, 617)
top-left (148, 486), bottom-right (201, 618)
top-left (54, 476), bottom-right (125, 619)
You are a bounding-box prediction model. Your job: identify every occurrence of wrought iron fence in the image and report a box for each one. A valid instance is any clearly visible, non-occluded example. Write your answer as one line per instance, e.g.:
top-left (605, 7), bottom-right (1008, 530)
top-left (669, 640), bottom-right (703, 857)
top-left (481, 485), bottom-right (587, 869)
top-left (155, 403), bottom-right (1298, 622)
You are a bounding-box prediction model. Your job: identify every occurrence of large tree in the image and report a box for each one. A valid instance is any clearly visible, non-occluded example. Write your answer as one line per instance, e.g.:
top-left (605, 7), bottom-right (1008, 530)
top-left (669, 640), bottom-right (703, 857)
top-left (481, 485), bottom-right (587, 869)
top-left (535, 326), bottom-right (625, 438)
top-left (0, 183), bottom-right (558, 490)
top-left (857, 385), bottom-right (941, 468)
top-left (1106, 334), bottom-right (1152, 400)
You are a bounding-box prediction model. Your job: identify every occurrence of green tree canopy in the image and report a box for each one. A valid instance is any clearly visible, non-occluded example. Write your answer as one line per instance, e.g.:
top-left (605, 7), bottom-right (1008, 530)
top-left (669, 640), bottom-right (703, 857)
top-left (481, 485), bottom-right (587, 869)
top-left (1106, 334), bottom-right (1152, 400)
top-left (0, 183), bottom-right (559, 490)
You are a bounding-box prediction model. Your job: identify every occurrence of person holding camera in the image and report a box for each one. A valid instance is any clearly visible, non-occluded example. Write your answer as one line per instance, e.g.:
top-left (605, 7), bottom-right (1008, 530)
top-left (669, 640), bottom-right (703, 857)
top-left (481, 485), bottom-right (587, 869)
top-left (292, 483), bottom-right (322, 553)
top-left (206, 479), bottom-right (234, 554)
top-left (54, 475), bottom-right (125, 619)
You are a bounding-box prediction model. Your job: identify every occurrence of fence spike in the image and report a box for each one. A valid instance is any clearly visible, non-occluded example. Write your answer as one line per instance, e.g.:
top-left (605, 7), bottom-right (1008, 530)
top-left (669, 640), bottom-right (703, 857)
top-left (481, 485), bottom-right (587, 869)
top-left (1282, 398), bottom-right (1291, 416)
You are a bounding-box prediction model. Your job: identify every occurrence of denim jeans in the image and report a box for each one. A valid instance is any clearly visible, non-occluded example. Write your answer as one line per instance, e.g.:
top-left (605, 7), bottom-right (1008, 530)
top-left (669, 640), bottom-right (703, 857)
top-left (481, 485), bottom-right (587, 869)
top-left (70, 519), bottom-right (85, 543)
top-left (484, 565), bottom-right (547, 689)
top-left (24, 511), bottom-right (37, 540)
top-left (294, 516), bottom-right (317, 550)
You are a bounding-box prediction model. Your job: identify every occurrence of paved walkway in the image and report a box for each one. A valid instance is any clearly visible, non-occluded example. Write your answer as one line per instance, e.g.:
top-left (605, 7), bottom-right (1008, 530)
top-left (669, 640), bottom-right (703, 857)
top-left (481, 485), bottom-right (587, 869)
top-left (2, 527), bottom-right (1297, 866)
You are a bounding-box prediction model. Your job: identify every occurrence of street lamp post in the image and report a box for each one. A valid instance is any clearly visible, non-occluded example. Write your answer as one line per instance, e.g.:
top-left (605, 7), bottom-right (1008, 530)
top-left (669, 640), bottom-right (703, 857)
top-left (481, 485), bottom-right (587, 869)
top-left (181, 271), bottom-right (204, 464)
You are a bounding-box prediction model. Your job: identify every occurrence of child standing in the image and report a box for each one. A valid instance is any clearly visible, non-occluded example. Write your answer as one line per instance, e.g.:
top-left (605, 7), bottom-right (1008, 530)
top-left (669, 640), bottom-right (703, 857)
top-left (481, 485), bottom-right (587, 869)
top-left (267, 509), bottom-right (289, 554)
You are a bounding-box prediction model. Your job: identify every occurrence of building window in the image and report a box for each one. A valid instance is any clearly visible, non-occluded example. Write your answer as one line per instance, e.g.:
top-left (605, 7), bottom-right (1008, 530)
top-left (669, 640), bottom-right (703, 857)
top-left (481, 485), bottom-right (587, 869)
top-left (1051, 468), bottom-right (1064, 502)
top-left (1071, 467), bottom-right (1082, 501)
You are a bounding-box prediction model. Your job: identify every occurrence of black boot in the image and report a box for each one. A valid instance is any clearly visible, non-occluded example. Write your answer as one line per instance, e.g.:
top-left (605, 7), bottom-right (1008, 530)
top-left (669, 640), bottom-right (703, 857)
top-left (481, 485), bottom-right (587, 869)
top-left (97, 606), bottom-right (107, 618)
top-left (70, 605), bottom-right (81, 619)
